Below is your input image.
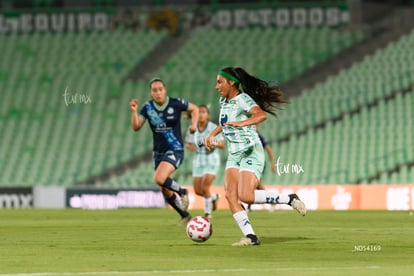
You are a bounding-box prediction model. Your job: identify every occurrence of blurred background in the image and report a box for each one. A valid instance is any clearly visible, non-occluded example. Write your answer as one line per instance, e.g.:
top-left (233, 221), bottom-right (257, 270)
top-left (0, 0), bottom-right (413, 208)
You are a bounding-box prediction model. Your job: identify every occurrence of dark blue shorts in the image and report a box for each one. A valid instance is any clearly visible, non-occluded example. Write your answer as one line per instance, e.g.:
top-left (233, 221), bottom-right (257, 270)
top-left (153, 150), bottom-right (184, 170)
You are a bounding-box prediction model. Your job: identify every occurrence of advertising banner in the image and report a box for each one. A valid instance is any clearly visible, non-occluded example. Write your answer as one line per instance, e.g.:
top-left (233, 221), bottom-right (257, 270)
top-left (208, 6), bottom-right (349, 29)
top-left (0, 1), bottom-right (349, 34)
top-left (66, 188), bottom-right (166, 210)
top-left (0, 187), bottom-right (33, 208)
top-left (184, 184), bottom-right (414, 211)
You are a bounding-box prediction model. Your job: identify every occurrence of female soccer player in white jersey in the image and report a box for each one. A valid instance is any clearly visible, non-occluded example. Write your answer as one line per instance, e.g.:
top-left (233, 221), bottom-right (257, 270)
top-left (130, 78), bottom-right (199, 226)
top-left (205, 67), bottom-right (307, 246)
top-left (185, 105), bottom-right (225, 218)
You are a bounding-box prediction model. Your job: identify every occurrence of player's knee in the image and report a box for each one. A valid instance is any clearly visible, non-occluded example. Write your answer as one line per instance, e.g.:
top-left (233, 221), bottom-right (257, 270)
top-left (194, 189), bottom-right (204, 196)
top-left (225, 190), bottom-right (237, 204)
top-left (238, 192), bottom-right (254, 204)
top-left (153, 174), bottom-right (165, 186)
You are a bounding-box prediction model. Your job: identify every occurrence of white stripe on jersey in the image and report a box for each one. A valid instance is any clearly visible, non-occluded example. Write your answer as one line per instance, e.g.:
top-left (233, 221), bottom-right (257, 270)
top-left (219, 93), bottom-right (261, 153)
top-left (185, 121), bottom-right (223, 167)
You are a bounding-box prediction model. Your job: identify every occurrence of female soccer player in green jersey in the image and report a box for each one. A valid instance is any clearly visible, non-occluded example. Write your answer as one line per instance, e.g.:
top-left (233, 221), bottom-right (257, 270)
top-left (205, 67), bottom-right (307, 246)
top-left (185, 105), bottom-right (225, 218)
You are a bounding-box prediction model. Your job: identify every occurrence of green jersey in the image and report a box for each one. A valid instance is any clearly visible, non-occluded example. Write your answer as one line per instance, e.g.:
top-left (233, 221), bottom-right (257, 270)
top-left (185, 121), bottom-right (223, 167)
top-left (219, 93), bottom-right (261, 153)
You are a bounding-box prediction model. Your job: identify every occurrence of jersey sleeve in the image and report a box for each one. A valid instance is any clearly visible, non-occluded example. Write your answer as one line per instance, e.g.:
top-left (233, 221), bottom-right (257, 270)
top-left (239, 93), bottom-right (258, 112)
top-left (175, 98), bottom-right (189, 111)
top-left (139, 101), bottom-right (149, 119)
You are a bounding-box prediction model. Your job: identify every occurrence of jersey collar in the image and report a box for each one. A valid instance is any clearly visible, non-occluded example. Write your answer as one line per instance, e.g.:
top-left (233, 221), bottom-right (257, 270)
top-left (153, 96), bottom-right (170, 111)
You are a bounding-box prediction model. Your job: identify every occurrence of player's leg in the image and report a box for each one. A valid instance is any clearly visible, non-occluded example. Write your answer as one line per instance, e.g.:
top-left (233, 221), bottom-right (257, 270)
top-left (229, 169), bottom-right (261, 246)
top-left (153, 151), bottom-right (189, 211)
top-left (201, 173), bottom-right (217, 218)
top-left (245, 180), bottom-right (306, 215)
top-left (256, 182), bottom-right (265, 190)
top-left (160, 186), bottom-right (191, 225)
top-left (193, 176), bottom-right (211, 217)
top-left (154, 161), bottom-right (187, 196)
top-left (239, 144), bottom-right (306, 216)
top-left (223, 167), bottom-right (259, 246)
top-left (206, 160), bottom-right (221, 213)
top-left (247, 175), bottom-right (265, 212)
top-left (193, 177), bottom-right (204, 197)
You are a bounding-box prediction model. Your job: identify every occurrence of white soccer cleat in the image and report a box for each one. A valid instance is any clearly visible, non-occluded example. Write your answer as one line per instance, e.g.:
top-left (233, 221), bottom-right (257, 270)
top-left (288, 194), bottom-right (307, 216)
top-left (231, 234), bottom-right (261, 246)
top-left (178, 215), bottom-right (191, 226)
top-left (212, 193), bottom-right (220, 211)
top-left (180, 190), bottom-right (189, 211)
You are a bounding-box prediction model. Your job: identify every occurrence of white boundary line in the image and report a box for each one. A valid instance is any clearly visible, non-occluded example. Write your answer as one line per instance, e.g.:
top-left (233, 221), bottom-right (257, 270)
top-left (0, 266), bottom-right (381, 276)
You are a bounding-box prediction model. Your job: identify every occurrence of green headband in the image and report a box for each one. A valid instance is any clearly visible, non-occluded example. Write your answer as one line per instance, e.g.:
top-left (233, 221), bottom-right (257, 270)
top-left (218, 70), bottom-right (239, 84)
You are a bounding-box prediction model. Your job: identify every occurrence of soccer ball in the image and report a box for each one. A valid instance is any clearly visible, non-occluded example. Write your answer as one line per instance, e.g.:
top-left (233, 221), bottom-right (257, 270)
top-left (186, 216), bottom-right (212, 242)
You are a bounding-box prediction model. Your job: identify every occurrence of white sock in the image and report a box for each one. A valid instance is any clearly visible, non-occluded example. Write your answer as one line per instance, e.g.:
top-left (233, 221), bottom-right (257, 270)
top-left (254, 190), bottom-right (290, 204)
top-left (204, 197), bottom-right (212, 214)
top-left (233, 210), bottom-right (255, 236)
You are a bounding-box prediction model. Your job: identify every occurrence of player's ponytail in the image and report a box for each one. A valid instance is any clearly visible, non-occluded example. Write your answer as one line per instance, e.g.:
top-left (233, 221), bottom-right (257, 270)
top-left (219, 67), bottom-right (288, 116)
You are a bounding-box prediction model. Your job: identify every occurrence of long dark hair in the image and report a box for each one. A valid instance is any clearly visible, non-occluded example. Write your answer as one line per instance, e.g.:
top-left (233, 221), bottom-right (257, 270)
top-left (220, 67), bottom-right (288, 116)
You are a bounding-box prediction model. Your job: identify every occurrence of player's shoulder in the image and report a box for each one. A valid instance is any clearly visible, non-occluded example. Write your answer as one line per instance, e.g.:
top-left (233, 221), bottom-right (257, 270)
top-left (238, 92), bottom-right (254, 101)
top-left (167, 97), bottom-right (187, 110)
top-left (169, 97), bottom-right (188, 105)
top-left (141, 100), bottom-right (153, 107)
top-left (238, 92), bottom-right (257, 107)
top-left (140, 100), bottom-right (153, 112)
top-left (207, 121), bottom-right (218, 128)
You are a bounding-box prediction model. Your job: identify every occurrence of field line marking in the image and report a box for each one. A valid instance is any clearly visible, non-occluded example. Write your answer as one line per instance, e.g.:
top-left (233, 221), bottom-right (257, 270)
top-left (0, 266), bottom-right (381, 276)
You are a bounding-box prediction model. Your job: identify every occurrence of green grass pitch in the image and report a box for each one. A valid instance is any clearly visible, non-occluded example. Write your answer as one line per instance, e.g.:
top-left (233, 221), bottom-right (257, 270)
top-left (0, 209), bottom-right (413, 275)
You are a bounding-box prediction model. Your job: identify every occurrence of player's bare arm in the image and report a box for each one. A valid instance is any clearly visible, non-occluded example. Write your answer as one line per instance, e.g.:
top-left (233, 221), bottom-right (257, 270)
top-left (130, 99), bottom-right (145, 131)
top-left (187, 103), bottom-right (199, 134)
top-left (204, 125), bottom-right (223, 151)
top-left (225, 106), bottom-right (267, 128)
top-left (185, 142), bottom-right (197, 152)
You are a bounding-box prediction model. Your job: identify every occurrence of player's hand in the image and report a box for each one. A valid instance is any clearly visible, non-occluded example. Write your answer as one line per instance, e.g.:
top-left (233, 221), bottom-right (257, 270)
top-left (129, 99), bottom-right (139, 112)
top-left (225, 121), bottom-right (244, 127)
top-left (204, 135), bottom-right (215, 151)
top-left (189, 126), bottom-right (196, 134)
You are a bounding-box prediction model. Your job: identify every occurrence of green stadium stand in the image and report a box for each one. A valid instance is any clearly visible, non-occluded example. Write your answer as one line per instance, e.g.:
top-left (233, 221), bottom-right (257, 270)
top-left (96, 27), bottom-right (368, 187)
top-left (151, 26), bottom-right (364, 117)
top-left (4, 24), bottom-right (411, 189)
top-left (146, 27), bottom-right (412, 187)
top-left (257, 28), bottom-right (414, 185)
top-left (0, 29), bottom-right (167, 187)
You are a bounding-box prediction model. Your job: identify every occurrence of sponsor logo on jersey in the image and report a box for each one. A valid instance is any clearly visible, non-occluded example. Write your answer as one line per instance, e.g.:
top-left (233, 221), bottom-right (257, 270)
top-left (220, 114), bottom-right (228, 126)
